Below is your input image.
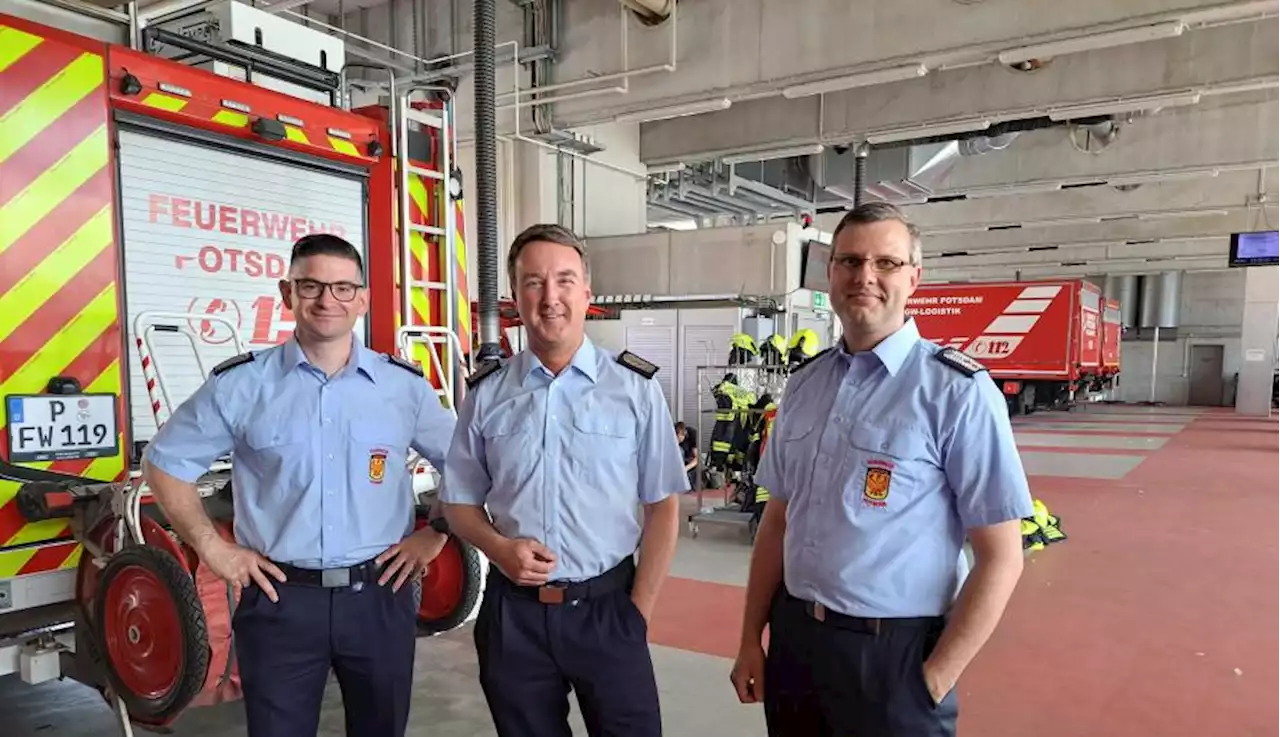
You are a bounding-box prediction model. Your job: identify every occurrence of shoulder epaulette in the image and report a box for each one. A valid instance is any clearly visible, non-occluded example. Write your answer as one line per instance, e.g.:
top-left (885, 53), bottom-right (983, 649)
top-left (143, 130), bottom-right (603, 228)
top-left (465, 359), bottom-right (505, 389)
top-left (934, 347), bottom-right (986, 377)
top-left (383, 353), bottom-right (424, 377)
top-left (211, 352), bottom-right (254, 376)
top-left (790, 348), bottom-right (831, 373)
top-left (616, 350), bottom-right (658, 379)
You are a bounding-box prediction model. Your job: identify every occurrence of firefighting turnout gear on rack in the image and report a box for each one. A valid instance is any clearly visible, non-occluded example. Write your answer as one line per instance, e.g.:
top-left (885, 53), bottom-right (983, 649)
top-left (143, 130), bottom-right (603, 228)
top-left (729, 333), bottom-right (759, 366)
top-left (709, 377), bottom-right (755, 472)
top-left (786, 328), bottom-right (820, 371)
top-left (759, 334), bottom-right (789, 369)
top-left (1021, 498), bottom-right (1066, 551)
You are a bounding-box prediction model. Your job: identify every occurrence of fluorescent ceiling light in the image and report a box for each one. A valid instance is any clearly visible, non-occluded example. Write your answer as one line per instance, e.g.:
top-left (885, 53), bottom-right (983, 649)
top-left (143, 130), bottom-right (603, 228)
top-left (614, 97), bottom-right (731, 123)
top-left (782, 63), bottom-right (928, 99)
top-left (1202, 77), bottom-right (1280, 96)
top-left (1047, 91), bottom-right (1201, 120)
top-left (647, 162), bottom-right (686, 174)
top-left (1137, 209), bottom-right (1230, 220)
top-left (1107, 167), bottom-right (1220, 186)
top-left (722, 144), bottom-right (824, 165)
top-left (1021, 216), bottom-right (1103, 227)
top-left (997, 21), bottom-right (1186, 65)
top-left (963, 181), bottom-right (1064, 198)
top-left (864, 118), bottom-right (991, 145)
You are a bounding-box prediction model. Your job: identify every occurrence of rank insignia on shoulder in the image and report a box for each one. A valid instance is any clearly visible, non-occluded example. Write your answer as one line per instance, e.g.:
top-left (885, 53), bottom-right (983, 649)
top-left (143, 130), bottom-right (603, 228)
top-left (791, 348), bottom-right (831, 373)
top-left (617, 350), bottom-right (658, 379)
top-left (466, 358), bottom-right (505, 389)
top-left (935, 347), bottom-right (986, 376)
top-left (211, 352), bottom-right (254, 376)
top-left (383, 353), bottom-right (424, 377)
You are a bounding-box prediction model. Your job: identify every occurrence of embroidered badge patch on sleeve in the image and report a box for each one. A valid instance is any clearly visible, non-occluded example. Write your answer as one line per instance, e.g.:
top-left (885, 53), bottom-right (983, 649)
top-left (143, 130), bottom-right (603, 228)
top-left (862, 459), bottom-right (894, 508)
top-left (369, 449), bottom-right (388, 484)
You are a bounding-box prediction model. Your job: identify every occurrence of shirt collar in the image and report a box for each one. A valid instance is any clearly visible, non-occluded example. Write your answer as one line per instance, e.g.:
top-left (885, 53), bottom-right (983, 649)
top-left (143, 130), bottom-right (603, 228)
top-left (282, 333), bottom-right (378, 383)
top-left (838, 318), bottom-right (919, 377)
top-left (518, 335), bottom-right (599, 384)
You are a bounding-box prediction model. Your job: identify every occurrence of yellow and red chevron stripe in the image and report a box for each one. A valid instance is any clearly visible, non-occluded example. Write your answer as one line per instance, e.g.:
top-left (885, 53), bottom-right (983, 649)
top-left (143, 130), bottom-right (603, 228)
top-left (134, 89), bottom-right (363, 158)
top-left (0, 18), bottom-right (127, 551)
top-left (109, 44), bottom-right (377, 164)
top-left (0, 538), bottom-right (81, 579)
top-left (453, 196), bottom-right (471, 357)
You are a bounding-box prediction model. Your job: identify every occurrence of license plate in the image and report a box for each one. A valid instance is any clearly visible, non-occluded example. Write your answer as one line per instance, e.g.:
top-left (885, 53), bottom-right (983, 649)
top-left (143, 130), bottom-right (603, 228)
top-left (6, 394), bottom-right (119, 463)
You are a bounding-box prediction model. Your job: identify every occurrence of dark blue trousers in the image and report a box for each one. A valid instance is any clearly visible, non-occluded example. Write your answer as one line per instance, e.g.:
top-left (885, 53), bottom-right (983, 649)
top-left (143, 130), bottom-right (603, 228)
top-left (474, 570), bottom-right (661, 737)
top-left (232, 577), bottom-right (418, 737)
top-left (764, 591), bottom-right (957, 737)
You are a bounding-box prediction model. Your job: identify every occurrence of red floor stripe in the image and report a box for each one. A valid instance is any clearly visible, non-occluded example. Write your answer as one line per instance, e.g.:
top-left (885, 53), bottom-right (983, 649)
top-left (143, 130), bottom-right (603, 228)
top-left (1019, 445), bottom-right (1155, 456)
top-left (1014, 428), bottom-right (1181, 438)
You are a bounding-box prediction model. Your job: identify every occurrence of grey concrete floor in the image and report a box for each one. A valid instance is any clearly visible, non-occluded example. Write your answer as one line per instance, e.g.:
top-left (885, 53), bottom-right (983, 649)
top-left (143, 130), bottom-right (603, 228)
top-left (1, 623), bottom-right (767, 737)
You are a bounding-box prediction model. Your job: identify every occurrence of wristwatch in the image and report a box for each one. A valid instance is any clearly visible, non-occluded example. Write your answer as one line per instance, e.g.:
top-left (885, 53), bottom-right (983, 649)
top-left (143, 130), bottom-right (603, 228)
top-left (429, 516), bottom-right (450, 535)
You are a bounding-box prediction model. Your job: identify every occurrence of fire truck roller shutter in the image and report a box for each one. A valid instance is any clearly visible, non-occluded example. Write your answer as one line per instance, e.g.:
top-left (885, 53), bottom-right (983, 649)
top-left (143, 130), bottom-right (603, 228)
top-left (113, 122), bottom-right (369, 451)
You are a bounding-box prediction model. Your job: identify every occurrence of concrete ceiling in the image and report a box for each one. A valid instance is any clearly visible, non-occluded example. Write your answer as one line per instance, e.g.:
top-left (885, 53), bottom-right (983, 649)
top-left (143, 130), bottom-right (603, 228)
top-left (47, 0), bottom-right (1278, 281)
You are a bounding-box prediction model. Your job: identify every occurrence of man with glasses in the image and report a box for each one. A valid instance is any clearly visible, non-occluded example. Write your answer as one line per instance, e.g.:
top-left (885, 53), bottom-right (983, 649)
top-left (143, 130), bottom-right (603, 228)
top-left (729, 203), bottom-right (1032, 736)
top-left (142, 233), bottom-right (456, 737)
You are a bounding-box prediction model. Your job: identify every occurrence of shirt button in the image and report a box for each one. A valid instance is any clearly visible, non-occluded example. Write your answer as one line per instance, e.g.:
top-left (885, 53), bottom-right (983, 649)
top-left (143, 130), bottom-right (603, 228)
top-left (324, 418), bottom-right (332, 424)
top-left (328, 454), bottom-right (334, 460)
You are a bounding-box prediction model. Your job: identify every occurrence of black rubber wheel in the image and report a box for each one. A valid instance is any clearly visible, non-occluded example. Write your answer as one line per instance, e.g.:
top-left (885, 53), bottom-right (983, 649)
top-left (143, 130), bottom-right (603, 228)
top-left (93, 545), bottom-right (210, 725)
top-left (415, 535), bottom-right (484, 636)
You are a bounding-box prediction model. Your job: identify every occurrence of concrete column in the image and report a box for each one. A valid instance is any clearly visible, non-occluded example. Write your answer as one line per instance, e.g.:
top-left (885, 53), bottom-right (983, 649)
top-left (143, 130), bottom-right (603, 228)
top-left (1234, 265), bottom-right (1278, 416)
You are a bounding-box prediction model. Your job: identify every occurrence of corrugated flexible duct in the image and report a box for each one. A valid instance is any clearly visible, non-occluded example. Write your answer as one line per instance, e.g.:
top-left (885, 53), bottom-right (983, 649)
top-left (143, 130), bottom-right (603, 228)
top-left (474, 0), bottom-right (502, 359)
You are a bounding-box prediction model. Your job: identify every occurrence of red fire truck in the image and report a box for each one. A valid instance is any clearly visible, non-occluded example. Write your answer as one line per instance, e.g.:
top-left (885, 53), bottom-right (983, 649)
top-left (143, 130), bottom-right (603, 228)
top-left (906, 279), bottom-right (1123, 414)
top-left (0, 8), bottom-right (481, 733)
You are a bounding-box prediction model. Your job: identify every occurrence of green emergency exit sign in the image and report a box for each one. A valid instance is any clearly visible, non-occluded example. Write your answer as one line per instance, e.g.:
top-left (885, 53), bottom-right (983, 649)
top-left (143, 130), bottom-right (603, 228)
top-left (813, 292), bottom-right (829, 309)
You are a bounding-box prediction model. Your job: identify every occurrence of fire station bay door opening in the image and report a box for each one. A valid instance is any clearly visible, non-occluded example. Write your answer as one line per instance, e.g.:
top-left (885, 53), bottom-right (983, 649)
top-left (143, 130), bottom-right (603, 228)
top-left (115, 126), bottom-right (369, 451)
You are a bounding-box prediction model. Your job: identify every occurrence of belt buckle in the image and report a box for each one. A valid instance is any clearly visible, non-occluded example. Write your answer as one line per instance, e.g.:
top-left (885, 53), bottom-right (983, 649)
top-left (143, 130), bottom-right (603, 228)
top-left (811, 602), bottom-right (826, 622)
top-left (538, 585), bottom-right (566, 604)
top-left (322, 568), bottom-right (350, 588)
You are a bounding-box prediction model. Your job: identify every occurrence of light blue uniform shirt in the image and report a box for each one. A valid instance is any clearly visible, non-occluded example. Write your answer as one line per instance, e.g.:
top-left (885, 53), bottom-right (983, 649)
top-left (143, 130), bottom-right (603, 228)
top-left (143, 335), bottom-right (456, 569)
top-left (756, 318), bottom-right (1033, 618)
top-left (441, 337), bottom-right (690, 582)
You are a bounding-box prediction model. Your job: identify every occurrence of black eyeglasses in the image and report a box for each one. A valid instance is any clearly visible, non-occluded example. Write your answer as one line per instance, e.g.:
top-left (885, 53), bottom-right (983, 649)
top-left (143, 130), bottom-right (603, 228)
top-left (292, 278), bottom-right (364, 302)
top-left (831, 255), bottom-right (913, 273)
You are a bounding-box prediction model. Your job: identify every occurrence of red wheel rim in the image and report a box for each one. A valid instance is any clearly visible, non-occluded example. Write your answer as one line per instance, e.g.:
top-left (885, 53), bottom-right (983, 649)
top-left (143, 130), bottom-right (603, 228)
top-left (418, 539), bottom-right (464, 620)
top-left (101, 564), bottom-right (184, 701)
top-left (79, 517), bottom-right (190, 612)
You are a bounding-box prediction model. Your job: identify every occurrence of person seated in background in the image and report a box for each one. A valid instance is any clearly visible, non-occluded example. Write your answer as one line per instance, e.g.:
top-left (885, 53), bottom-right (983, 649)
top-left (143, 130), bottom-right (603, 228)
top-left (675, 422), bottom-right (698, 490)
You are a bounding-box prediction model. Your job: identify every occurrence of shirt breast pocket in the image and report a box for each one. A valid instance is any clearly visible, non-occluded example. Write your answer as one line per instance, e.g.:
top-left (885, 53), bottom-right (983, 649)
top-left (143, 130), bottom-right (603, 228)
top-left (570, 408), bottom-right (638, 485)
top-left (844, 424), bottom-right (933, 510)
top-left (243, 423), bottom-right (309, 491)
top-left (778, 421), bottom-right (821, 495)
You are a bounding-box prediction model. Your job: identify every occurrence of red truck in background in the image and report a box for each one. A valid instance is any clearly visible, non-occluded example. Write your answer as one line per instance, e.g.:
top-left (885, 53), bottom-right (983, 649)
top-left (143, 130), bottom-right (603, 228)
top-left (906, 279), bottom-right (1122, 414)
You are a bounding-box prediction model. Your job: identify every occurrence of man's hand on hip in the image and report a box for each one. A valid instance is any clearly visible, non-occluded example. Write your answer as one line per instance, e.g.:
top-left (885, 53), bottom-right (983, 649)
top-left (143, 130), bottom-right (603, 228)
top-left (377, 527), bottom-right (450, 592)
top-left (200, 537), bottom-right (288, 603)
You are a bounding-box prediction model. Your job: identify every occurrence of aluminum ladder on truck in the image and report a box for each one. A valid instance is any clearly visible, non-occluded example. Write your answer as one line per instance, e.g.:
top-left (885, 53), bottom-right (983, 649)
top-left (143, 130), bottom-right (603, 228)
top-left (130, 311), bottom-right (243, 483)
top-left (392, 88), bottom-right (470, 414)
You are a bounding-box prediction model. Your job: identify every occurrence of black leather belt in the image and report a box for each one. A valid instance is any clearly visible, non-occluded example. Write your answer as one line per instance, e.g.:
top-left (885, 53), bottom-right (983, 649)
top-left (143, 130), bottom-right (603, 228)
top-left (786, 592), bottom-right (941, 635)
top-left (492, 557), bottom-right (634, 605)
top-left (273, 559), bottom-right (384, 588)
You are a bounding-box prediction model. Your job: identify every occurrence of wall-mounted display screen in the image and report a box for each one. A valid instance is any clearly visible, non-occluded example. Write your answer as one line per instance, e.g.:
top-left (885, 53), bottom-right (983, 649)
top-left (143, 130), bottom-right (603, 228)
top-left (1228, 230), bottom-right (1279, 267)
top-left (801, 240), bottom-right (831, 292)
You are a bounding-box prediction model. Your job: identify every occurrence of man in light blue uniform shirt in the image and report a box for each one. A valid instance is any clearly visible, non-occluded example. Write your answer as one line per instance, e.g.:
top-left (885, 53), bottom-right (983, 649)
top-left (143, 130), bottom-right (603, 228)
top-left (443, 223), bottom-right (688, 737)
top-left (730, 203), bottom-right (1033, 737)
top-left (143, 234), bottom-right (455, 737)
